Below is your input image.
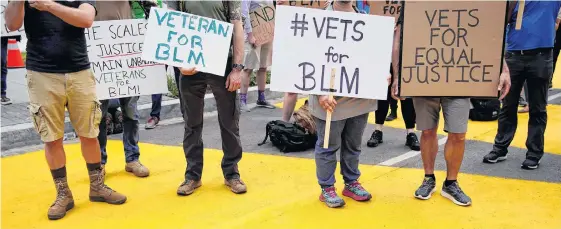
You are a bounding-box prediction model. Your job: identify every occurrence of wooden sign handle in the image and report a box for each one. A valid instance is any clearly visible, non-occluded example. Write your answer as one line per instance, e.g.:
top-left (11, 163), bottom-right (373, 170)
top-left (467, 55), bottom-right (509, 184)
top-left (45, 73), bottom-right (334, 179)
top-left (515, 0), bottom-right (525, 30)
top-left (323, 68), bottom-right (336, 149)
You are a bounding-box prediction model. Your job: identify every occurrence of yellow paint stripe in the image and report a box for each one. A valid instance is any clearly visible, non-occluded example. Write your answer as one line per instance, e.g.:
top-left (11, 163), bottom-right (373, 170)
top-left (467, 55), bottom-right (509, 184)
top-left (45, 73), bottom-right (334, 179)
top-left (2, 142), bottom-right (560, 229)
top-left (554, 56), bottom-right (561, 89)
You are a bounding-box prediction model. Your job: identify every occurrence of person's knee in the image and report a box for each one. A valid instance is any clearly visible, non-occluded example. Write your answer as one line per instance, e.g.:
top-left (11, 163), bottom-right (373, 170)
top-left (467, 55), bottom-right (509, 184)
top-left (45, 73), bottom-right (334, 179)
top-left (447, 133), bottom-right (466, 143)
top-left (79, 136), bottom-right (99, 145)
top-left (421, 129), bottom-right (437, 139)
top-left (45, 139), bottom-right (64, 151)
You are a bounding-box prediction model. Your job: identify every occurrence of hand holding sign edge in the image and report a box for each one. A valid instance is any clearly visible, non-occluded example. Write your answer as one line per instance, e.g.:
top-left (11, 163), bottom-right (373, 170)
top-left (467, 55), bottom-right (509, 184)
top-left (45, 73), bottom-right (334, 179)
top-left (180, 67), bottom-right (198, 76)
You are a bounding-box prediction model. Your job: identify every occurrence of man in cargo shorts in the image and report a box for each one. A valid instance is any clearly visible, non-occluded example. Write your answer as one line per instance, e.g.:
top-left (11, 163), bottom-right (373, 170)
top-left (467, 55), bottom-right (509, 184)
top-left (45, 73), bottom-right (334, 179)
top-left (5, 0), bottom-right (126, 220)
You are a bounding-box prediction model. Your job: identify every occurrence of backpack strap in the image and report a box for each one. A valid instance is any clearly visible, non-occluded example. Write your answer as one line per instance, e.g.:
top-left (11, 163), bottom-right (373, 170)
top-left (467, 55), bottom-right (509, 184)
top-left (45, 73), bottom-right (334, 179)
top-left (257, 122), bottom-right (273, 146)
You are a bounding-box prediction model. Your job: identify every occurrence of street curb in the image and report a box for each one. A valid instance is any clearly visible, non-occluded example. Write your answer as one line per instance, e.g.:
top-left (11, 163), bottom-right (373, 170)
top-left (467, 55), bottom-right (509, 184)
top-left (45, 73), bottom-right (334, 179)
top-left (1, 86), bottom-right (285, 152)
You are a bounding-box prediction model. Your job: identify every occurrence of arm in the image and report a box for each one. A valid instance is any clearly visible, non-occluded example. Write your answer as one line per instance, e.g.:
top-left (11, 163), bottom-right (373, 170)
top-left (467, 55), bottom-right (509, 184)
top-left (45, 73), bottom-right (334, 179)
top-left (498, 59), bottom-right (511, 100)
top-left (30, 1), bottom-right (95, 28)
top-left (241, 0), bottom-right (252, 35)
top-left (230, 1), bottom-right (245, 65)
top-left (4, 1), bottom-right (25, 32)
top-left (391, 24), bottom-right (401, 84)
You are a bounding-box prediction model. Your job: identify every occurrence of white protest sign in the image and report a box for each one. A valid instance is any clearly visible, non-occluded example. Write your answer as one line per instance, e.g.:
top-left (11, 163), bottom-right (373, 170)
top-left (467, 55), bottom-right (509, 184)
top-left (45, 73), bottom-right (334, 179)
top-left (1, 1), bottom-right (25, 37)
top-left (142, 8), bottom-right (233, 76)
top-left (270, 6), bottom-right (394, 100)
top-left (85, 19), bottom-right (168, 100)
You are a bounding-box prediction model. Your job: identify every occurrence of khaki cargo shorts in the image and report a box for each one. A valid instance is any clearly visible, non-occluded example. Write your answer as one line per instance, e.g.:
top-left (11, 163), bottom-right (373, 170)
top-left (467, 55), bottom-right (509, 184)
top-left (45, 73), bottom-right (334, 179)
top-left (412, 97), bottom-right (470, 134)
top-left (243, 41), bottom-right (272, 70)
top-left (27, 69), bottom-right (102, 142)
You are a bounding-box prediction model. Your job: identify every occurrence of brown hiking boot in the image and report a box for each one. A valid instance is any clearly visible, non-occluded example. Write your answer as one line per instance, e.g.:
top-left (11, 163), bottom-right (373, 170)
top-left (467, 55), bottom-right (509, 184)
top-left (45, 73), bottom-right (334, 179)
top-left (48, 177), bottom-right (75, 220)
top-left (125, 161), bottom-right (150, 177)
top-left (177, 179), bottom-right (202, 196)
top-left (88, 168), bottom-right (127, 204)
top-left (225, 178), bottom-right (247, 194)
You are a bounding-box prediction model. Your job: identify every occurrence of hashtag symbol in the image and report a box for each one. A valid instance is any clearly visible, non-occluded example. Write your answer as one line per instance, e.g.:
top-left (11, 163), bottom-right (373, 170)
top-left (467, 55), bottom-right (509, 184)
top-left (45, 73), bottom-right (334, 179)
top-left (290, 13), bottom-right (308, 37)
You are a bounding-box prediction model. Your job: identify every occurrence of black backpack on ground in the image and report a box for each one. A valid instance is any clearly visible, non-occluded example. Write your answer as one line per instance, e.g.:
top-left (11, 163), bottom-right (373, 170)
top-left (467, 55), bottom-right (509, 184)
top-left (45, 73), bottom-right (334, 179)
top-left (258, 120), bottom-right (317, 153)
top-left (469, 98), bottom-right (500, 121)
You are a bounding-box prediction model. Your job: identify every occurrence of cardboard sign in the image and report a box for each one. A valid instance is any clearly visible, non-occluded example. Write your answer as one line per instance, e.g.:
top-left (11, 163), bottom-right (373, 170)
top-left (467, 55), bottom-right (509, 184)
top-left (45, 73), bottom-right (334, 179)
top-left (271, 6), bottom-right (395, 100)
top-left (369, 0), bottom-right (401, 19)
top-left (142, 8), bottom-right (233, 76)
top-left (250, 5), bottom-right (275, 46)
top-left (399, 1), bottom-right (508, 97)
top-left (1, 2), bottom-right (25, 37)
top-left (85, 19), bottom-right (168, 100)
top-left (279, 0), bottom-right (326, 9)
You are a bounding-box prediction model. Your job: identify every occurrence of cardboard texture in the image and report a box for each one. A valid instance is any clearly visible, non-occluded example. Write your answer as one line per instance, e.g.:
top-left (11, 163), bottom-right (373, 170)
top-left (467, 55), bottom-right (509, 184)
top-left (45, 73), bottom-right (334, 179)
top-left (400, 1), bottom-right (507, 97)
top-left (278, 0), bottom-right (326, 9)
top-left (250, 5), bottom-right (276, 46)
top-left (369, 0), bottom-right (401, 19)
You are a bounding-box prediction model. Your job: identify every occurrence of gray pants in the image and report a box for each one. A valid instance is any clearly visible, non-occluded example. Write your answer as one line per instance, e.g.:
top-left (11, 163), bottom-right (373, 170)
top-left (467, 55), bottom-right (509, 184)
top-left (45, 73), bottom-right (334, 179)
top-left (180, 60), bottom-right (243, 181)
top-left (314, 113), bottom-right (368, 187)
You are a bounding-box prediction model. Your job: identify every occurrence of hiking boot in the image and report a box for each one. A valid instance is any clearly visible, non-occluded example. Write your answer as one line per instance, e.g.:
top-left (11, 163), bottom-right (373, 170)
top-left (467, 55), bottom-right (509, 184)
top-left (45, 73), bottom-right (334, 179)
top-left (88, 168), bottom-right (127, 205)
top-left (47, 177), bottom-right (74, 220)
top-left (319, 186), bottom-right (345, 208)
top-left (1, 96), bottom-right (12, 105)
top-left (125, 161), bottom-right (150, 177)
top-left (483, 151), bottom-right (507, 164)
top-left (256, 99), bottom-right (275, 109)
top-left (385, 110), bottom-right (397, 121)
top-left (342, 181), bottom-right (372, 201)
top-left (441, 181), bottom-right (471, 206)
top-left (521, 157), bottom-right (540, 170)
top-left (414, 176), bottom-right (436, 200)
top-left (225, 178), bottom-right (247, 194)
top-left (240, 102), bottom-right (251, 112)
top-left (367, 130), bottom-right (383, 147)
top-left (406, 133), bottom-right (420, 151)
top-left (177, 179), bottom-right (202, 196)
top-left (145, 116), bottom-right (159, 129)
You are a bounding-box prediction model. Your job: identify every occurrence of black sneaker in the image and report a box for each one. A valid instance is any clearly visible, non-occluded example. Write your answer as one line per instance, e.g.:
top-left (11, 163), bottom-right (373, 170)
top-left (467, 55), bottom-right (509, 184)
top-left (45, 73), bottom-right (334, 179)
top-left (441, 181), bottom-right (472, 206)
top-left (367, 130), bottom-right (383, 147)
top-left (483, 151), bottom-right (507, 164)
top-left (414, 176), bottom-right (436, 200)
top-left (405, 133), bottom-right (420, 151)
top-left (521, 157), bottom-right (540, 170)
top-left (1, 96), bottom-right (12, 105)
top-left (256, 100), bottom-right (275, 109)
top-left (385, 110), bottom-right (397, 121)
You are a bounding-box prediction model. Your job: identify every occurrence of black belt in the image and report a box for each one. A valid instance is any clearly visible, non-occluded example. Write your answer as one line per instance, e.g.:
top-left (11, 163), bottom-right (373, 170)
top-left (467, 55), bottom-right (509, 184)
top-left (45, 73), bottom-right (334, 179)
top-left (507, 48), bottom-right (552, 56)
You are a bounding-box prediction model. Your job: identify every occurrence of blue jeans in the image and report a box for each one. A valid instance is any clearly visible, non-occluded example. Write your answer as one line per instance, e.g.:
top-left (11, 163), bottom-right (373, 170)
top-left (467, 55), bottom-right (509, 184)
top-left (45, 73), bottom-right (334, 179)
top-left (98, 96), bottom-right (140, 164)
top-left (314, 113), bottom-right (368, 187)
top-left (1, 39), bottom-right (7, 97)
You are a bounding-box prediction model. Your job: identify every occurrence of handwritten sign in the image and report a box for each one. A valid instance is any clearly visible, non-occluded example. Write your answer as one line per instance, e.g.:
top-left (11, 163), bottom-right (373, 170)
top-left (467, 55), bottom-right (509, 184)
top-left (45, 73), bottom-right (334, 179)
top-left (399, 1), bottom-right (508, 97)
top-left (142, 8), bottom-right (233, 76)
top-left (1, 2), bottom-right (25, 37)
top-left (369, 0), bottom-right (401, 19)
top-left (271, 6), bottom-right (394, 100)
top-left (279, 0), bottom-right (326, 9)
top-left (250, 5), bottom-right (275, 46)
top-left (85, 19), bottom-right (168, 100)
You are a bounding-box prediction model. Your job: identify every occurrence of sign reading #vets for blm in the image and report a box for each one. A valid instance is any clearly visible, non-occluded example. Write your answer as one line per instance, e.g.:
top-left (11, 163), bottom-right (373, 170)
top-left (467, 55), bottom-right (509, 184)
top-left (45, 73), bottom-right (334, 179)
top-left (271, 6), bottom-right (394, 100)
top-left (250, 5), bottom-right (275, 46)
top-left (142, 8), bottom-right (233, 76)
top-left (85, 19), bottom-right (168, 100)
top-left (399, 1), bottom-right (508, 97)
top-left (1, 1), bottom-right (25, 37)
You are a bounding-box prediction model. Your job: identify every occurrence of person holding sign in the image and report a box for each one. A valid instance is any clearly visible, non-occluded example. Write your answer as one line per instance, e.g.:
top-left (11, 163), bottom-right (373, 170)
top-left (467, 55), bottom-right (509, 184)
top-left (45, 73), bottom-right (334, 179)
top-left (4, 0), bottom-right (127, 220)
top-left (167, 0), bottom-right (247, 196)
top-left (310, 0), bottom-right (376, 208)
top-left (239, 0), bottom-right (276, 112)
top-left (483, 1), bottom-right (561, 170)
top-left (94, 1), bottom-right (150, 178)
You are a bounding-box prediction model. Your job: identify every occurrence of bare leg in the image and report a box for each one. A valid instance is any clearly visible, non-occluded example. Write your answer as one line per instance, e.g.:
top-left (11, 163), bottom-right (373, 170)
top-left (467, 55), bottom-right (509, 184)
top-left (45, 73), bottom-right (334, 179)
top-left (420, 128), bottom-right (438, 175)
top-left (443, 133), bottom-right (466, 180)
top-left (45, 139), bottom-right (66, 170)
top-left (240, 69), bottom-right (252, 95)
top-left (282, 92), bottom-right (298, 122)
top-left (256, 68), bottom-right (267, 91)
top-left (80, 136), bottom-right (102, 164)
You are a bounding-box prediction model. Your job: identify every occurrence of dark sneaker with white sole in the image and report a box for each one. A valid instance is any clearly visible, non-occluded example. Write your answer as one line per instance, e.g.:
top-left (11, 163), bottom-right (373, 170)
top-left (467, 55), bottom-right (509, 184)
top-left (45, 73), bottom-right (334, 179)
top-left (405, 133), bottom-right (420, 151)
top-left (256, 100), bottom-right (276, 109)
top-left (521, 157), bottom-right (540, 170)
top-left (367, 130), bottom-right (383, 147)
top-left (414, 176), bottom-right (436, 200)
top-left (483, 151), bottom-right (507, 163)
top-left (441, 181), bottom-right (471, 206)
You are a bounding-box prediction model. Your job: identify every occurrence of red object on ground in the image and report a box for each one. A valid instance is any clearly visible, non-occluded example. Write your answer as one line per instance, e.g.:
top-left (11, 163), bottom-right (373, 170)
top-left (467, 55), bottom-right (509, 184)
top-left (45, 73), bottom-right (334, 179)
top-left (7, 39), bottom-right (24, 69)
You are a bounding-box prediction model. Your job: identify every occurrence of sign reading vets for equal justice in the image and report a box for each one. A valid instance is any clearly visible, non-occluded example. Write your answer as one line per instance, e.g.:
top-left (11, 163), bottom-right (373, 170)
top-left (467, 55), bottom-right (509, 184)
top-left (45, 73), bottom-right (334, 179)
top-left (399, 1), bottom-right (508, 97)
top-left (142, 8), bottom-right (233, 76)
top-left (250, 5), bottom-right (275, 46)
top-left (369, 0), bottom-right (401, 19)
top-left (1, 1), bottom-right (25, 37)
top-left (271, 6), bottom-right (395, 100)
top-left (85, 19), bottom-right (167, 100)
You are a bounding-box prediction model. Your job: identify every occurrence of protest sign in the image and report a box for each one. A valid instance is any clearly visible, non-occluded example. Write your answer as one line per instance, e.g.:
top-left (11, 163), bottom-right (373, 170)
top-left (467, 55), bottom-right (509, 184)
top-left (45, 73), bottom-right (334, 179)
top-left (369, 0), bottom-right (401, 19)
top-left (1, 1), bottom-right (25, 37)
top-left (270, 6), bottom-right (394, 100)
top-left (250, 5), bottom-right (275, 46)
top-left (85, 19), bottom-right (168, 100)
top-left (399, 1), bottom-right (508, 97)
top-left (279, 0), bottom-right (326, 9)
top-left (142, 8), bottom-right (233, 76)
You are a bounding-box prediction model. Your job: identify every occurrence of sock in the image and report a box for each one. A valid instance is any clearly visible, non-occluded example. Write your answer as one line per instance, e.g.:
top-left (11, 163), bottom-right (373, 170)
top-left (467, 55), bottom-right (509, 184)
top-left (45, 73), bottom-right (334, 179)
top-left (444, 179), bottom-right (456, 187)
top-left (86, 162), bottom-right (102, 172)
top-left (50, 166), bottom-right (67, 179)
top-left (320, 184), bottom-right (331, 189)
top-left (258, 90), bottom-right (265, 101)
top-left (240, 93), bottom-right (247, 104)
top-left (424, 174), bottom-right (435, 179)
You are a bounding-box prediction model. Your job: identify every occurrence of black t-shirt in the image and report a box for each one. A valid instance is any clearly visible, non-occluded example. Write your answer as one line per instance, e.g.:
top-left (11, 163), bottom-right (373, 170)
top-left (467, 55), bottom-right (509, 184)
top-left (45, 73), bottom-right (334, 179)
top-left (24, 1), bottom-right (96, 73)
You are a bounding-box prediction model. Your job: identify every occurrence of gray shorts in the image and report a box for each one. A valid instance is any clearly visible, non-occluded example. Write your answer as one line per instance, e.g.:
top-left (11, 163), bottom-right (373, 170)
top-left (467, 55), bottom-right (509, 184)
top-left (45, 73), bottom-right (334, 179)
top-left (412, 97), bottom-right (470, 134)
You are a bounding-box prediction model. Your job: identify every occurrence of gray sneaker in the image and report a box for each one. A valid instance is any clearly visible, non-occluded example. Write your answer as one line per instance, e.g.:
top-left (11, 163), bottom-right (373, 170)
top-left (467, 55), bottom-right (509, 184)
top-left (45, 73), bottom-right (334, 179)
top-left (256, 100), bottom-right (275, 109)
top-left (240, 102), bottom-right (251, 112)
top-left (414, 176), bottom-right (436, 200)
top-left (441, 181), bottom-right (472, 206)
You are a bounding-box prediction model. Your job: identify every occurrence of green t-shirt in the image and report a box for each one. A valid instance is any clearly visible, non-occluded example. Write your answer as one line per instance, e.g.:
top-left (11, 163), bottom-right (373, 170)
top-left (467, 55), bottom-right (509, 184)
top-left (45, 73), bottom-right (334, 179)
top-left (131, 0), bottom-right (163, 19)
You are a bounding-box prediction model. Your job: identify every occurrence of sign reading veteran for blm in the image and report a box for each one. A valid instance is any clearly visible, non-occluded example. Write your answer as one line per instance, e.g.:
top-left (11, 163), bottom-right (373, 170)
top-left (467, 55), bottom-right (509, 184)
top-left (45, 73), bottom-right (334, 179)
top-left (142, 8), bottom-right (233, 76)
top-left (85, 19), bottom-right (168, 100)
top-left (1, 1), bottom-right (25, 37)
top-left (271, 6), bottom-right (394, 100)
top-left (399, 1), bottom-right (508, 97)
top-left (250, 5), bottom-right (275, 46)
